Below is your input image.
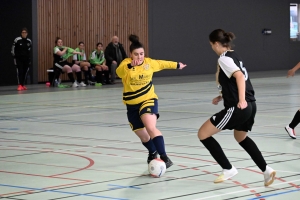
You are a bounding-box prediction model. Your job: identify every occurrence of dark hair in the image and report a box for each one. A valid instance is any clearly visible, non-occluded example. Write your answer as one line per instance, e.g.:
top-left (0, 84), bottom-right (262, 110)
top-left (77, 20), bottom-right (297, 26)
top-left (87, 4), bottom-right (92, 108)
top-left (78, 41), bottom-right (84, 45)
top-left (55, 37), bottom-right (62, 44)
top-left (96, 42), bottom-right (103, 47)
top-left (21, 27), bottom-right (28, 33)
top-left (209, 29), bottom-right (235, 48)
top-left (129, 34), bottom-right (143, 52)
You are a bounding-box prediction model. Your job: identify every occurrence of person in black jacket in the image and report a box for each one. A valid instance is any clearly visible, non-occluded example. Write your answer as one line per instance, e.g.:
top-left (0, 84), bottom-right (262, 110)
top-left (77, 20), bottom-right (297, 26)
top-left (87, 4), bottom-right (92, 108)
top-left (11, 28), bottom-right (32, 91)
top-left (104, 36), bottom-right (127, 83)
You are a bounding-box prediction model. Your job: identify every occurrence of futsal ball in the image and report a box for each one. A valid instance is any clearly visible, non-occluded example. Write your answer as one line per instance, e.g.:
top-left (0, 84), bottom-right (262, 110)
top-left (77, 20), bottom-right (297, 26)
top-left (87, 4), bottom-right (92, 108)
top-left (148, 158), bottom-right (166, 178)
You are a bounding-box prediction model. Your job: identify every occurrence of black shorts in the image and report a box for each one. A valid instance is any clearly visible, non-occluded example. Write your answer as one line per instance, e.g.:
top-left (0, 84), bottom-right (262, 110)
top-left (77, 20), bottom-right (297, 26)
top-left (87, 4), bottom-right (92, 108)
top-left (126, 99), bottom-right (159, 131)
top-left (54, 61), bottom-right (72, 72)
top-left (210, 101), bottom-right (256, 132)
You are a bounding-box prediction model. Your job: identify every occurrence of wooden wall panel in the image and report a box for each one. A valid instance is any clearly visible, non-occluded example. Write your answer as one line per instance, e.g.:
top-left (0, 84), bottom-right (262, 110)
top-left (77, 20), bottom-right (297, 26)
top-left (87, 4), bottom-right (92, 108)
top-left (37, 0), bottom-right (148, 82)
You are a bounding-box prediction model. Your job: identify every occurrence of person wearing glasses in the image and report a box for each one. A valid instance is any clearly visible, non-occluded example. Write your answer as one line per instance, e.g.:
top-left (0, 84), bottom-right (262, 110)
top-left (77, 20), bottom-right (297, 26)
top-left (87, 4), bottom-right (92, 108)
top-left (11, 27), bottom-right (32, 91)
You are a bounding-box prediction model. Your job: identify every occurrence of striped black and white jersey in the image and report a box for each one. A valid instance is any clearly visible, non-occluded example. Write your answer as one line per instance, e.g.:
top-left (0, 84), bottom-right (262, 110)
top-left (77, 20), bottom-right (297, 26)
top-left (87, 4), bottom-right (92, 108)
top-left (217, 50), bottom-right (255, 108)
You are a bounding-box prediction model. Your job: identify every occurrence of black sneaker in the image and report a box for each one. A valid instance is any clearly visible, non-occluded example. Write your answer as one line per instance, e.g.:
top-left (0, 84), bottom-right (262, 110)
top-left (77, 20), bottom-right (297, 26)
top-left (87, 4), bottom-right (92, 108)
top-left (160, 155), bottom-right (173, 168)
top-left (147, 151), bottom-right (158, 164)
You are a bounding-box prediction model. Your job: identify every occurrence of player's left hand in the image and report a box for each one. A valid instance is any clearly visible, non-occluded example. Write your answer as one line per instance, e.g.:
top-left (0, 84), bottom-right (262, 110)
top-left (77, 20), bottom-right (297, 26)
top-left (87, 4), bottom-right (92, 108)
top-left (237, 100), bottom-right (247, 109)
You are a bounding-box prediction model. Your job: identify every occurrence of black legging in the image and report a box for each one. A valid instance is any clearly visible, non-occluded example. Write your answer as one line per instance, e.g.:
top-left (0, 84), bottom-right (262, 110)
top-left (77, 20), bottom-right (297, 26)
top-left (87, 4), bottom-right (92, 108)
top-left (15, 57), bottom-right (30, 86)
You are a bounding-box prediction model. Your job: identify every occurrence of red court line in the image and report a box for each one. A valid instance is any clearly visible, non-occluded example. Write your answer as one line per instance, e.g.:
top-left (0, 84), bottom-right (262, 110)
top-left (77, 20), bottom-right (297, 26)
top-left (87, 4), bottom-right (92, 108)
top-left (202, 170), bottom-right (264, 199)
top-left (1, 143), bottom-right (299, 199)
top-left (0, 159), bottom-right (147, 176)
top-left (0, 140), bottom-right (89, 147)
top-left (0, 180), bottom-right (90, 196)
top-left (2, 139), bottom-right (300, 157)
top-left (170, 154), bottom-right (217, 164)
top-left (49, 152), bottom-right (95, 177)
top-left (0, 148), bottom-right (94, 196)
top-left (233, 181), bottom-right (265, 199)
top-left (0, 170), bottom-right (89, 182)
top-left (0, 169), bottom-right (92, 196)
top-left (0, 148), bottom-right (95, 177)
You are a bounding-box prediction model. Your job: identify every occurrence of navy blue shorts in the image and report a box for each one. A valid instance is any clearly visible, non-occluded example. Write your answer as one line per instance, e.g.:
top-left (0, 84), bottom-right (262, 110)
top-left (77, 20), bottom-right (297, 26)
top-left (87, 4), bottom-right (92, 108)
top-left (126, 99), bottom-right (159, 131)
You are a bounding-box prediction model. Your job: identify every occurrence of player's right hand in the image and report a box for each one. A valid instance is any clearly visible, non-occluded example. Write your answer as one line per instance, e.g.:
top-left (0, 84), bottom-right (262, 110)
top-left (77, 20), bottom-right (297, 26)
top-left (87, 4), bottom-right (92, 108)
top-left (131, 59), bottom-right (141, 66)
top-left (212, 95), bottom-right (222, 105)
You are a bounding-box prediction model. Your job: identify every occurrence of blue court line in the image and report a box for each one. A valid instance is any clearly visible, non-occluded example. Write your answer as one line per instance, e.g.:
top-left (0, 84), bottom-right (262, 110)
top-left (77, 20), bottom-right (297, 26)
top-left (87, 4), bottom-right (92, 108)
top-left (108, 184), bottom-right (141, 190)
top-left (247, 188), bottom-right (300, 199)
top-left (0, 184), bottom-right (129, 200)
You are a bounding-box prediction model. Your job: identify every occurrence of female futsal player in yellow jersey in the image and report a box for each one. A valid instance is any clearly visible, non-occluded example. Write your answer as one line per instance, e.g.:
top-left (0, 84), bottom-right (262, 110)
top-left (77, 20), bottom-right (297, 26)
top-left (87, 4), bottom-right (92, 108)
top-left (116, 35), bottom-right (186, 168)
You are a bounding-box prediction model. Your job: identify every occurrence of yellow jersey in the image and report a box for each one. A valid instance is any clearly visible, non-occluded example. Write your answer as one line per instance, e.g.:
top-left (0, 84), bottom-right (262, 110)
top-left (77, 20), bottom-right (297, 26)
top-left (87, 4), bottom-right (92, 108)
top-left (116, 57), bottom-right (178, 105)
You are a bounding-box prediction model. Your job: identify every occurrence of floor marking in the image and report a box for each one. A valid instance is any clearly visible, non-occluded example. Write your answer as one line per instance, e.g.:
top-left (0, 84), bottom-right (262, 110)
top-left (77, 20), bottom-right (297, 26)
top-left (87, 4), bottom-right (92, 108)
top-left (192, 179), bottom-right (300, 200)
top-left (0, 184), bottom-right (128, 200)
top-left (247, 188), bottom-right (300, 200)
top-left (108, 184), bottom-right (141, 190)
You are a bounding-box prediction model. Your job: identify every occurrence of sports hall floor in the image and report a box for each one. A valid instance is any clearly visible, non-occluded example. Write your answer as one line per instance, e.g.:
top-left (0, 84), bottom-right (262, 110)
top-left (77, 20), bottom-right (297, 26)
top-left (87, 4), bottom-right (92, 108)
top-left (0, 70), bottom-right (299, 200)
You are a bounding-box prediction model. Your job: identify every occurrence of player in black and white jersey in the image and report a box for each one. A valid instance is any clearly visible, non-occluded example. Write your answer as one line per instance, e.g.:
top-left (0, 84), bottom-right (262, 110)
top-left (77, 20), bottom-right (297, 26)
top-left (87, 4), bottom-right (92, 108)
top-left (285, 64), bottom-right (300, 139)
top-left (197, 29), bottom-right (276, 186)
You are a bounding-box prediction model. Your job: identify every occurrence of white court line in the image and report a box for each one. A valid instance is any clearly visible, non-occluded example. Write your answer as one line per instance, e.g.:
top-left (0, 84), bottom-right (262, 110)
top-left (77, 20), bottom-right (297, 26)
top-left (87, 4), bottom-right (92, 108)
top-left (0, 106), bottom-right (85, 116)
top-left (56, 141), bottom-right (135, 152)
top-left (2, 144), bottom-right (300, 174)
top-left (245, 167), bottom-right (300, 174)
top-left (0, 143), bottom-right (282, 167)
top-left (0, 101), bottom-right (212, 120)
top-left (192, 179), bottom-right (300, 200)
top-left (0, 98), bottom-right (211, 117)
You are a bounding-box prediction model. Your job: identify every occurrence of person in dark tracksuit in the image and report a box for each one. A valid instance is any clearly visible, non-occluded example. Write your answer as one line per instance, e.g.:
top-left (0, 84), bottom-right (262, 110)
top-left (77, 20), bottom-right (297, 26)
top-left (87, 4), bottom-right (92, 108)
top-left (11, 28), bottom-right (32, 91)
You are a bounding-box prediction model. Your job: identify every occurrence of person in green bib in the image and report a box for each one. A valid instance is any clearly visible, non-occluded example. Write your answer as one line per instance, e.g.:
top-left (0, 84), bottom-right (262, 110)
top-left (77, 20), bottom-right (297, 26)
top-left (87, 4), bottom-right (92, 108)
top-left (90, 42), bottom-right (110, 86)
top-left (53, 37), bottom-right (86, 87)
top-left (73, 42), bottom-right (94, 85)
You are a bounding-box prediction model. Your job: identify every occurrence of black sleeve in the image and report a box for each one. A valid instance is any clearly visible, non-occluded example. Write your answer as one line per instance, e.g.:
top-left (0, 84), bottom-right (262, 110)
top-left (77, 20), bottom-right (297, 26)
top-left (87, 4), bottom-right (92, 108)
top-left (11, 38), bottom-right (17, 57)
top-left (120, 44), bottom-right (127, 58)
top-left (104, 46), bottom-right (114, 63)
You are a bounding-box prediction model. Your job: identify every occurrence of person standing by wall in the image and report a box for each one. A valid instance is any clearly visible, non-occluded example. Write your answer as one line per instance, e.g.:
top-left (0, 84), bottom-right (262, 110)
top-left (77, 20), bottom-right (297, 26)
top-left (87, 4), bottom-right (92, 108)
top-left (11, 28), bottom-right (32, 91)
top-left (105, 36), bottom-right (127, 84)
